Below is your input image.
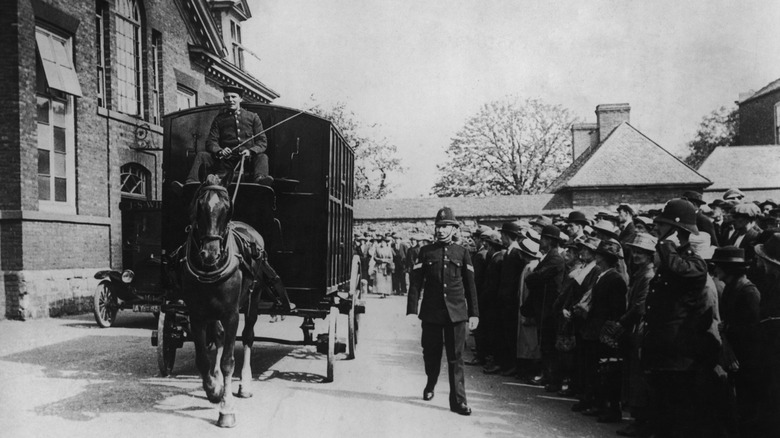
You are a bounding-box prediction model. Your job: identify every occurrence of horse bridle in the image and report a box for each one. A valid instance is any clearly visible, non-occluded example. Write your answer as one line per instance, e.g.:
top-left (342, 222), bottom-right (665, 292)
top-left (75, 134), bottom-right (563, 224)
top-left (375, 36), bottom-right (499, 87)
top-left (190, 185), bottom-right (232, 264)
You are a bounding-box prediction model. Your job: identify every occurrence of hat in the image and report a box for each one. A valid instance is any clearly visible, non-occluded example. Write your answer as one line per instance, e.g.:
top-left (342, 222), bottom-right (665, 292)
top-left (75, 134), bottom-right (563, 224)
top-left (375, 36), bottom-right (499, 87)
top-left (723, 188), bottom-right (745, 200)
top-left (595, 238), bottom-right (623, 260)
top-left (710, 246), bottom-right (747, 265)
top-left (565, 235), bottom-right (586, 249)
top-left (756, 232), bottom-right (780, 267)
top-left (759, 199), bottom-right (778, 211)
top-left (517, 238), bottom-right (541, 259)
top-left (681, 190), bottom-right (706, 206)
top-left (653, 198), bottom-right (699, 235)
top-left (221, 84), bottom-right (244, 95)
top-left (634, 216), bottom-right (654, 229)
top-left (500, 221), bottom-right (523, 237)
top-left (596, 211), bottom-right (619, 224)
top-left (435, 207), bottom-right (459, 227)
top-left (731, 202), bottom-right (761, 218)
top-left (523, 228), bottom-right (541, 243)
top-left (577, 236), bottom-right (601, 252)
top-left (482, 230), bottom-right (503, 247)
top-left (472, 225), bottom-right (490, 238)
top-left (709, 199), bottom-right (726, 209)
top-left (625, 233), bottom-right (657, 253)
top-left (689, 231), bottom-right (715, 260)
top-left (565, 211), bottom-right (589, 225)
top-left (529, 215), bottom-right (553, 228)
top-left (540, 224), bottom-right (566, 242)
top-left (592, 219), bottom-right (620, 240)
top-left (617, 203), bottom-right (636, 215)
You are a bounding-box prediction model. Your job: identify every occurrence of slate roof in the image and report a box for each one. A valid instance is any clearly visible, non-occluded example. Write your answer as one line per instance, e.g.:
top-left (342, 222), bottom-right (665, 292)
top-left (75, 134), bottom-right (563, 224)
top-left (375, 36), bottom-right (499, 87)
top-left (354, 195), bottom-right (667, 221)
top-left (547, 122), bottom-right (711, 192)
top-left (697, 145), bottom-right (780, 191)
top-left (739, 78), bottom-right (780, 104)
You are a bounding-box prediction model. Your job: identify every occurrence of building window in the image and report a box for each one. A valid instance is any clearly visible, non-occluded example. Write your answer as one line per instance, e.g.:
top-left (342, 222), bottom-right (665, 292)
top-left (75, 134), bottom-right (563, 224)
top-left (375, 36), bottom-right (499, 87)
top-left (229, 20), bottom-right (244, 70)
top-left (176, 85), bottom-right (197, 110)
top-left (36, 26), bottom-right (78, 212)
top-left (95, 2), bottom-right (108, 107)
top-left (120, 163), bottom-right (150, 199)
top-left (775, 102), bottom-right (780, 145)
top-left (150, 31), bottom-right (163, 125)
top-left (116, 0), bottom-right (142, 116)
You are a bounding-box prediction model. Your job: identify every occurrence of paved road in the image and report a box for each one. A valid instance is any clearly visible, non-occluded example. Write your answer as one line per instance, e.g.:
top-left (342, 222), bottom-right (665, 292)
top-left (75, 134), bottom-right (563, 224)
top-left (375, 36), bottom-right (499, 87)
top-left (0, 295), bottom-right (620, 437)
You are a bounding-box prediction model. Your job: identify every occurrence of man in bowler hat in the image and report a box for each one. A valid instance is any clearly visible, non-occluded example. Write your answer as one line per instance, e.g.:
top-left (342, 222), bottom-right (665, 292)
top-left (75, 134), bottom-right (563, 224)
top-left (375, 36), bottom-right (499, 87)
top-left (407, 207), bottom-right (479, 415)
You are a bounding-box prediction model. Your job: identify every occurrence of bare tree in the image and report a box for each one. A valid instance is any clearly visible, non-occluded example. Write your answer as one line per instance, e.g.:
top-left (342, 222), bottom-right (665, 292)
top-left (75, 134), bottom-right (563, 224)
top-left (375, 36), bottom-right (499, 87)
top-left (308, 100), bottom-right (403, 199)
top-left (433, 97), bottom-right (577, 197)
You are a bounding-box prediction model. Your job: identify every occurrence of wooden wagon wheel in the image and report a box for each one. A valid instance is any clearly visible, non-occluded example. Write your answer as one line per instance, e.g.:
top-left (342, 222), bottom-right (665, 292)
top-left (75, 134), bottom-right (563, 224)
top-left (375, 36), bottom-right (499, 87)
top-left (157, 311), bottom-right (177, 377)
top-left (93, 281), bottom-right (119, 328)
top-left (347, 255), bottom-right (361, 359)
top-left (325, 304), bottom-right (338, 382)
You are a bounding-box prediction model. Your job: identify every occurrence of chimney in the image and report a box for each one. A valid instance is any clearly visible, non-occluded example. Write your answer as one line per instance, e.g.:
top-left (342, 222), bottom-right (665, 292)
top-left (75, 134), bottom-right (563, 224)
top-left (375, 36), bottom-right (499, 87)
top-left (571, 123), bottom-right (598, 161)
top-left (596, 103), bottom-right (630, 142)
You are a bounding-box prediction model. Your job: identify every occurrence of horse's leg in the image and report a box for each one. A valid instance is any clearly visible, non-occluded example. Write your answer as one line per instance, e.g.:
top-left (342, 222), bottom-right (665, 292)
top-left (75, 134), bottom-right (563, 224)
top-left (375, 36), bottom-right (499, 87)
top-left (237, 281), bottom-right (260, 398)
top-left (209, 321), bottom-right (226, 404)
top-left (217, 312), bottom-right (239, 428)
top-left (191, 318), bottom-right (222, 403)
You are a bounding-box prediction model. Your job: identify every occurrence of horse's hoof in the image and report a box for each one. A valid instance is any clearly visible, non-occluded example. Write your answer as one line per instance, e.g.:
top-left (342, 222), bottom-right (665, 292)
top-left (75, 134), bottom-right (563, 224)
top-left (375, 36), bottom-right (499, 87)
top-left (236, 388), bottom-right (253, 399)
top-left (217, 413), bottom-right (236, 428)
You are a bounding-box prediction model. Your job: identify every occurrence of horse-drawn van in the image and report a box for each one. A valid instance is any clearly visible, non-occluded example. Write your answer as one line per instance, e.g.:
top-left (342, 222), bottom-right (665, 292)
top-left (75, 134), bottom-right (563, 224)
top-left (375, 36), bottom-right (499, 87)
top-left (152, 103), bottom-right (365, 427)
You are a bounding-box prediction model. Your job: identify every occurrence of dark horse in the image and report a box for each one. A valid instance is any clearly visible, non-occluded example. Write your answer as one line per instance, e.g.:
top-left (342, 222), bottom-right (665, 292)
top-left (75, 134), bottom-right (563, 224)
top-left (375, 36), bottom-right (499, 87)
top-left (179, 174), bottom-right (274, 427)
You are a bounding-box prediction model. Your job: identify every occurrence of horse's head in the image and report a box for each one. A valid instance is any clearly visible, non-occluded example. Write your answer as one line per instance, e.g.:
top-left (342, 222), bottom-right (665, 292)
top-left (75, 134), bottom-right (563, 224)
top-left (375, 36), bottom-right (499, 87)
top-left (190, 174), bottom-right (232, 267)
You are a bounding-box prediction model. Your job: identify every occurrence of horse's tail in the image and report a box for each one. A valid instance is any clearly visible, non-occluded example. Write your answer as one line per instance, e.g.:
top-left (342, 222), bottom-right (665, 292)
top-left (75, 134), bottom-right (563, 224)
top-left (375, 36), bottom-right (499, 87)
top-left (207, 321), bottom-right (225, 345)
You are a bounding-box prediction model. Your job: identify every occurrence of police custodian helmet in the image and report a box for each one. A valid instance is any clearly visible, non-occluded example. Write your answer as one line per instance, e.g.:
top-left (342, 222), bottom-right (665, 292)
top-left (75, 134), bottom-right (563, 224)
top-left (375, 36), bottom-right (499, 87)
top-left (654, 198), bottom-right (699, 234)
top-left (435, 207), bottom-right (459, 227)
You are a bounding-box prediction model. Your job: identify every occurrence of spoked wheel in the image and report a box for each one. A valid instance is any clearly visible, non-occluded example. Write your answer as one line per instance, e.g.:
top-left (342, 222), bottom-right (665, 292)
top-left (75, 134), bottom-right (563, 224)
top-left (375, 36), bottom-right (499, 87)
top-left (325, 305), bottom-right (338, 383)
top-left (347, 255), bottom-right (362, 359)
top-left (157, 311), bottom-right (177, 377)
top-left (93, 281), bottom-right (119, 328)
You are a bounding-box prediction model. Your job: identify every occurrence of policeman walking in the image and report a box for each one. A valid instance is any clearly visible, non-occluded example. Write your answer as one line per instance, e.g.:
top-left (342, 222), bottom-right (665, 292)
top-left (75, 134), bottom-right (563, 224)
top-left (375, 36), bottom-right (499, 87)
top-left (407, 207), bottom-right (479, 415)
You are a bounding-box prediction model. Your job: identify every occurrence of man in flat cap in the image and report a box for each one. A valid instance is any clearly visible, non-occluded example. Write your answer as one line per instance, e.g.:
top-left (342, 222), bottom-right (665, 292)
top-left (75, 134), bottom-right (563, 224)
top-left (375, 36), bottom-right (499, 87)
top-left (178, 85), bottom-right (273, 189)
top-left (407, 207), bottom-right (479, 415)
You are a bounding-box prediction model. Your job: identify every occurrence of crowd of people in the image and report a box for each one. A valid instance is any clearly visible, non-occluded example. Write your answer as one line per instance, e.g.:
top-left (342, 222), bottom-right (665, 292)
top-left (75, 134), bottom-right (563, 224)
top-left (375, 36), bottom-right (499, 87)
top-left (357, 188), bottom-right (780, 437)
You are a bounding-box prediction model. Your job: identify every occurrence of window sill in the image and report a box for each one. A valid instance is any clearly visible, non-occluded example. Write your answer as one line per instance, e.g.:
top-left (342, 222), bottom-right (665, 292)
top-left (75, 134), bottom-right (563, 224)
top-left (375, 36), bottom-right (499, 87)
top-left (97, 107), bottom-right (163, 134)
top-left (0, 210), bottom-right (111, 225)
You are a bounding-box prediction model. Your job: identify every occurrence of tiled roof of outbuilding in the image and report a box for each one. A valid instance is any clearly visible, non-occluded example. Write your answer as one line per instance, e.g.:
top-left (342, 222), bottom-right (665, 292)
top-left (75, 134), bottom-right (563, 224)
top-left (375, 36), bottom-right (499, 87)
top-left (547, 122), bottom-right (711, 192)
top-left (698, 145), bottom-right (780, 191)
top-left (739, 78), bottom-right (780, 104)
top-left (355, 195), bottom-right (557, 220)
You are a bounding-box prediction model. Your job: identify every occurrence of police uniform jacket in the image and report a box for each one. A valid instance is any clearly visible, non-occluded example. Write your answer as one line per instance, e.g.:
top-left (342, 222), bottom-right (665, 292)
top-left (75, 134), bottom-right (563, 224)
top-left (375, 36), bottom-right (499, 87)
top-left (206, 108), bottom-right (267, 155)
top-left (407, 242), bottom-right (479, 324)
top-left (642, 241), bottom-right (715, 371)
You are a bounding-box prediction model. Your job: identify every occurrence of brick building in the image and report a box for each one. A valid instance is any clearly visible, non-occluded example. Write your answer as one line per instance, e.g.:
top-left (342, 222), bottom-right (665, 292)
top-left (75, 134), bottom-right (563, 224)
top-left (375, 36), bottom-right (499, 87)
top-left (355, 103), bottom-right (712, 235)
top-left (0, 0), bottom-right (278, 319)
top-left (737, 78), bottom-right (780, 145)
top-left (696, 78), bottom-right (780, 202)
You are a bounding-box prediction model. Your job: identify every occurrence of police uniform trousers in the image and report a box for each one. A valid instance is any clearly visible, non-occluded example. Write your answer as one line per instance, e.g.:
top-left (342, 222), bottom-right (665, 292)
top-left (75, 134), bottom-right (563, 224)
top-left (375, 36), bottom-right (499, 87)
top-left (185, 151), bottom-right (269, 184)
top-left (421, 320), bottom-right (468, 407)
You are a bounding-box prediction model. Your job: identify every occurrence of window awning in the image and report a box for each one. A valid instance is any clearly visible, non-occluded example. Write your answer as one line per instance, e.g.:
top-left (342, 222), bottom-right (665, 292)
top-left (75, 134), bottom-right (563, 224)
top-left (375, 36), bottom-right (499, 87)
top-left (35, 30), bottom-right (83, 97)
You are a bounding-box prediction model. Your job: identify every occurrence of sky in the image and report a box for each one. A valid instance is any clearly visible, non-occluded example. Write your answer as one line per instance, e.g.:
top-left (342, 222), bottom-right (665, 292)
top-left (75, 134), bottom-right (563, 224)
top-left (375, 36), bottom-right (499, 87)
top-left (243, 0), bottom-right (780, 199)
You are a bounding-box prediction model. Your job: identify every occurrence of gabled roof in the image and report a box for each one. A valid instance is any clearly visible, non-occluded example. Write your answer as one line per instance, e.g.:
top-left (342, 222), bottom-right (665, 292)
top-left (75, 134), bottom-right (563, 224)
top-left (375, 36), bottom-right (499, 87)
top-left (739, 78), bottom-right (780, 105)
top-left (547, 122), bottom-right (711, 192)
top-left (698, 145), bottom-right (780, 191)
top-left (176, 0), bottom-right (279, 102)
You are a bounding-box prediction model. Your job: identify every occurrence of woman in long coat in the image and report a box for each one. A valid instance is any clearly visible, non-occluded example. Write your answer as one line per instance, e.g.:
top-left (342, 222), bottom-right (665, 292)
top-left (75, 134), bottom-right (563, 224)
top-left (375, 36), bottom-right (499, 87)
top-left (373, 236), bottom-right (395, 298)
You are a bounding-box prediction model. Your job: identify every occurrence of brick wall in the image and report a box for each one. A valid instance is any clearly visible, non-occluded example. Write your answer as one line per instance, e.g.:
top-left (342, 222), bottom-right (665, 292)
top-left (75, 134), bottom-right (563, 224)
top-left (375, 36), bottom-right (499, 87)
top-left (2, 0), bottom-right (251, 319)
top-left (739, 90), bottom-right (780, 145)
top-left (571, 187), bottom-right (686, 207)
